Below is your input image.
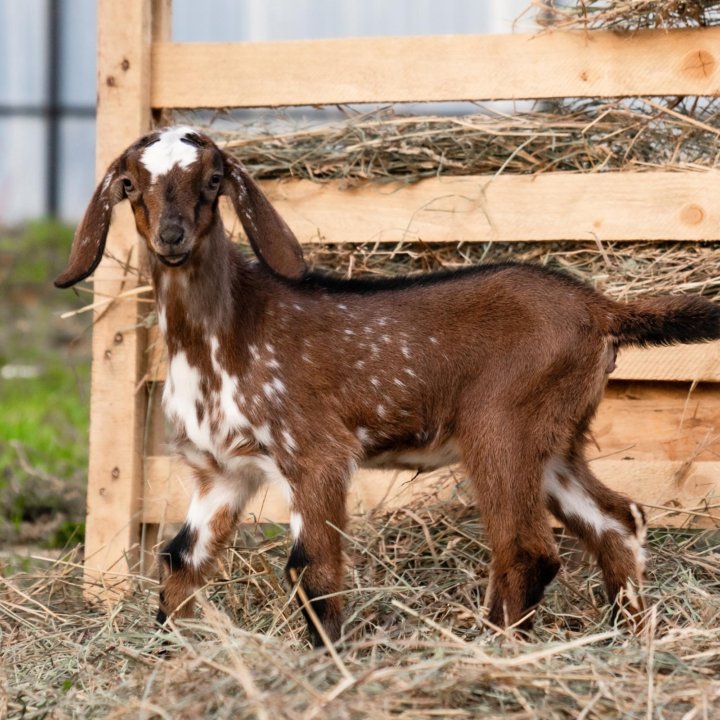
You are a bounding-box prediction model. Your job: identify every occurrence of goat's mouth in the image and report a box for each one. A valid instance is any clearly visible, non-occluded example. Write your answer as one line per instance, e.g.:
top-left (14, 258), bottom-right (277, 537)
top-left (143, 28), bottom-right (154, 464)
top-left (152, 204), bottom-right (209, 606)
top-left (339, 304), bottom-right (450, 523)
top-left (156, 252), bottom-right (190, 267)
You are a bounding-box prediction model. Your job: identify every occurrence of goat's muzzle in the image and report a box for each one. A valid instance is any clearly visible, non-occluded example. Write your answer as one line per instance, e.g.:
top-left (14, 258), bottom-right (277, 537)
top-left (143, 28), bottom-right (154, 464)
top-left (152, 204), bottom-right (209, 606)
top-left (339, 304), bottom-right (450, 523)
top-left (155, 222), bottom-right (191, 267)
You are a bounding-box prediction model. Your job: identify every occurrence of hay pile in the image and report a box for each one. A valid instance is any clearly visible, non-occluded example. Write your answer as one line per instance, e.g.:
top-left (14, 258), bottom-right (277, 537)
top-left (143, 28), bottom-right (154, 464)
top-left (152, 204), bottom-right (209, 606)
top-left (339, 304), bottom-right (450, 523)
top-left (532, 0), bottom-right (720, 30)
top-left (212, 99), bottom-right (720, 185)
top-left (4, 505), bottom-right (720, 718)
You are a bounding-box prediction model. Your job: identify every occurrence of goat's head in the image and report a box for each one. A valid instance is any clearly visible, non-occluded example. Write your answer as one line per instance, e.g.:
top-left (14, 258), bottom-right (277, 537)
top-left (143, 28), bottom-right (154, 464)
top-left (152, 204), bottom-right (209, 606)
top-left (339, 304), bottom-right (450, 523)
top-left (55, 126), bottom-right (305, 288)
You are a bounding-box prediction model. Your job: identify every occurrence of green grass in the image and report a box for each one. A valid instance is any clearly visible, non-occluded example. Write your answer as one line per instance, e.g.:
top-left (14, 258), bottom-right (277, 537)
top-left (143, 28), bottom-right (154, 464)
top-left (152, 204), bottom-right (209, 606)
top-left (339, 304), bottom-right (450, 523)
top-left (0, 220), bottom-right (90, 546)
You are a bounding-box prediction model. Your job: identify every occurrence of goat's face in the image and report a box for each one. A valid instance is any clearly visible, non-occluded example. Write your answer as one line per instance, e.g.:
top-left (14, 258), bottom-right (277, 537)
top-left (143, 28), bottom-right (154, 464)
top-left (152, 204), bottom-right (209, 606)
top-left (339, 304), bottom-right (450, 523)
top-left (120, 127), bottom-right (224, 269)
top-left (55, 126), bottom-right (305, 289)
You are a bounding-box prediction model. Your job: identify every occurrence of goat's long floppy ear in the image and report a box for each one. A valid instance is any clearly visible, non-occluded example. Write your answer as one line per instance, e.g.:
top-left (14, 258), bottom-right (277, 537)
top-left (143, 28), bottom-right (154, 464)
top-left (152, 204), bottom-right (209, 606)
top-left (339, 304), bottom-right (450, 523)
top-left (54, 159), bottom-right (125, 288)
top-left (221, 153), bottom-right (305, 279)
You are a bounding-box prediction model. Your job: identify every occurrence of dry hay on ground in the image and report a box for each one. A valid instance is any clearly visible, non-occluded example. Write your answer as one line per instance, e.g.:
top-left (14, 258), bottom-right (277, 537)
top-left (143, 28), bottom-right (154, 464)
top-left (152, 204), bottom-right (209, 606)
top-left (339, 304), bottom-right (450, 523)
top-left (3, 496), bottom-right (720, 719)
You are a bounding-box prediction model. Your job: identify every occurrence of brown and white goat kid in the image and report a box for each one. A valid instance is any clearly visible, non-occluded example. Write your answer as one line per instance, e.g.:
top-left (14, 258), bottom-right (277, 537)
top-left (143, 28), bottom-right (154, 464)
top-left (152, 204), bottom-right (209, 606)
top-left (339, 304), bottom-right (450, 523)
top-left (57, 127), bottom-right (720, 645)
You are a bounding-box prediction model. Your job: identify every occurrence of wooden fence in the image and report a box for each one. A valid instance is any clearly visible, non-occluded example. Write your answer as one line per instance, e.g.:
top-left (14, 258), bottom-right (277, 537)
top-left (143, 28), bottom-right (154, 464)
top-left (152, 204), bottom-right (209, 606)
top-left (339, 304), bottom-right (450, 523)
top-left (84, 0), bottom-right (720, 600)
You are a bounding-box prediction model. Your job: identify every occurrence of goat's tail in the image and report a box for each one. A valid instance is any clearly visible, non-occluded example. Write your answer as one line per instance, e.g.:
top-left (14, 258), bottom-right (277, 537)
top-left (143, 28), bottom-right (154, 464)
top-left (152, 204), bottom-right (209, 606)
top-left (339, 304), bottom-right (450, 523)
top-left (610, 296), bottom-right (720, 348)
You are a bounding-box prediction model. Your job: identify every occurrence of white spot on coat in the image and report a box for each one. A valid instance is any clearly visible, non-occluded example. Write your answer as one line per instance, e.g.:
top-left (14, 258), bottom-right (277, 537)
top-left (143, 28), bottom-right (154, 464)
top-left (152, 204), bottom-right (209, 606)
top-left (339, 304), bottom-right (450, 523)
top-left (253, 423), bottom-right (272, 448)
top-left (281, 429), bottom-right (298, 452)
top-left (356, 426), bottom-right (371, 446)
top-left (101, 170), bottom-right (114, 193)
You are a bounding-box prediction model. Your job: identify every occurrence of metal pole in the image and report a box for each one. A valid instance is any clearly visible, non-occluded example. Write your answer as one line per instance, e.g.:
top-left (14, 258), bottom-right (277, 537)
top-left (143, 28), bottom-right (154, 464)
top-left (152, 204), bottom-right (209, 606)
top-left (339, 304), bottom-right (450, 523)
top-left (46, 0), bottom-right (61, 217)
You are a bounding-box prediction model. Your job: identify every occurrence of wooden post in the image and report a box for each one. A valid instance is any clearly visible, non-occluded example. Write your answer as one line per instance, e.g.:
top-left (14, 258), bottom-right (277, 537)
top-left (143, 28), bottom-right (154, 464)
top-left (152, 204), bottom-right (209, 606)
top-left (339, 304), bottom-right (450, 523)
top-left (83, 0), bottom-right (171, 603)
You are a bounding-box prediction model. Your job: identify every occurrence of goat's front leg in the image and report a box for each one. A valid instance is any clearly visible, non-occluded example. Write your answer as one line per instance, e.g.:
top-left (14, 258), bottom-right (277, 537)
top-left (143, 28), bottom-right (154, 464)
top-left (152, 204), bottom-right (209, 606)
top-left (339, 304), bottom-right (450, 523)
top-left (284, 464), bottom-right (350, 647)
top-left (157, 466), bottom-right (263, 624)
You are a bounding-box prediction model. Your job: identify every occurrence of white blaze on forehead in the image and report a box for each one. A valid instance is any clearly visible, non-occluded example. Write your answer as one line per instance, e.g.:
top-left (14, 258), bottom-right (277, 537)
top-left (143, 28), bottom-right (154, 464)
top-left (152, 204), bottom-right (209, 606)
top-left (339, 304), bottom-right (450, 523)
top-left (140, 126), bottom-right (199, 182)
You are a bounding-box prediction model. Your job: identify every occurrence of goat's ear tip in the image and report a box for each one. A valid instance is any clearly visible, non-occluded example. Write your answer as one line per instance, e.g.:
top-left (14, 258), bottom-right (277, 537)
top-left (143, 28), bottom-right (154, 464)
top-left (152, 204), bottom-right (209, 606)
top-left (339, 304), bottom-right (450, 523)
top-left (286, 267), bottom-right (305, 281)
top-left (53, 271), bottom-right (78, 289)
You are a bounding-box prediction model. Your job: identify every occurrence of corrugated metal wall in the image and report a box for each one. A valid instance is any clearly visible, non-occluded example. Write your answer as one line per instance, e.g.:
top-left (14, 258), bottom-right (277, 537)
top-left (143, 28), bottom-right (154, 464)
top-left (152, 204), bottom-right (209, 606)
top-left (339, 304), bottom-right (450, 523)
top-left (0, 0), bottom-right (529, 223)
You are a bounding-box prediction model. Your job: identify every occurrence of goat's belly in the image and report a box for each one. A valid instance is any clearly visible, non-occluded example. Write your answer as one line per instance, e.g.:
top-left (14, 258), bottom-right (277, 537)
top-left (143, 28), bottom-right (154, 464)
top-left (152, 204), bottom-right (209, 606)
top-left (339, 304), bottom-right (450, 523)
top-left (362, 439), bottom-right (461, 471)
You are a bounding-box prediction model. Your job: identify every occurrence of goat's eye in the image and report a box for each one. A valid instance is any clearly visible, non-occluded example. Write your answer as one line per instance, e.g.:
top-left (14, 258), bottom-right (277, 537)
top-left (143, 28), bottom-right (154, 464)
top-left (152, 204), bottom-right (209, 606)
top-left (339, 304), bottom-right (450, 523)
top-left (208, 173), bottom-right (222, 189)
top-left (122, 177), bottom-right (134, 193)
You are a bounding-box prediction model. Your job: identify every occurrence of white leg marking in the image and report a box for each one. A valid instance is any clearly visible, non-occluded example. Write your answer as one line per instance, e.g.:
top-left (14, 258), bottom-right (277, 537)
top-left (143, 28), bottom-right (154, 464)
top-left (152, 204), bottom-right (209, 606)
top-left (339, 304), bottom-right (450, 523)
top-left (290, 511), bottom-right (303, 541)
top-left (543, 456), bottom-right (625, 537)
top-left (185, 481), bottom-right (240, 568)
top-left (626, 502), bottom-right (648, 578)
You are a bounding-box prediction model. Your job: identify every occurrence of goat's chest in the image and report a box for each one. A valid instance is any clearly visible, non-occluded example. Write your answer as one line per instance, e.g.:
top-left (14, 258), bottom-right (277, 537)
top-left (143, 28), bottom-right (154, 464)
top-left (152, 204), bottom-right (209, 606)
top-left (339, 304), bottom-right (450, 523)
top-left (162, 348), bottom-right (253, 459)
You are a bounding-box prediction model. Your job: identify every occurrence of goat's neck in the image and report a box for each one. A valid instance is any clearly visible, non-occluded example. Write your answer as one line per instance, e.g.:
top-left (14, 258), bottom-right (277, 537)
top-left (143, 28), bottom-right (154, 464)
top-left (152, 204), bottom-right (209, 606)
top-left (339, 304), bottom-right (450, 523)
top-left (152, 220), bottom-right (246, 356)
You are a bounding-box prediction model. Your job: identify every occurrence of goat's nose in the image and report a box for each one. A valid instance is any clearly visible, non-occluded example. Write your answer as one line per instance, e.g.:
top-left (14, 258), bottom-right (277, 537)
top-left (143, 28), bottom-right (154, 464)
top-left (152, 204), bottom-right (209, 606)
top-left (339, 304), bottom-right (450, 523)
top-left (159, 225), bottom-right (184, 246)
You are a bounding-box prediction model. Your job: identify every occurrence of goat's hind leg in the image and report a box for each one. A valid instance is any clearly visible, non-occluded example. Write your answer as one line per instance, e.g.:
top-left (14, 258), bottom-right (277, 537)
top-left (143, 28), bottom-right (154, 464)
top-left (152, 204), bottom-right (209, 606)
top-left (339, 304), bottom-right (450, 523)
top-left (462, 433), bottom-right (561, 633)
top-left (544, 451), bottom-right (647, 626)
top-left (157, 467), bottom-right (263, 624)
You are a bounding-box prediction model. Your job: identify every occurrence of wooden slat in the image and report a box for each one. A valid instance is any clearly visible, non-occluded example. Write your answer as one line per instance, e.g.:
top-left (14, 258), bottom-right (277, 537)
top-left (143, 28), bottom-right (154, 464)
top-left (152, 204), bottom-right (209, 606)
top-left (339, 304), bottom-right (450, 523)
top-left (143, 457), bottom-right (720, 529)
top-left (616, 343), bottom-right (720, 382)
top-left (82, 0), bottom-right (170, 602)
top-left (594, 382), bottom-right (720, 462)
top-left (151, 28), bottom-right (720, 108)
top-left (256, 172), bottom-right (720, 244)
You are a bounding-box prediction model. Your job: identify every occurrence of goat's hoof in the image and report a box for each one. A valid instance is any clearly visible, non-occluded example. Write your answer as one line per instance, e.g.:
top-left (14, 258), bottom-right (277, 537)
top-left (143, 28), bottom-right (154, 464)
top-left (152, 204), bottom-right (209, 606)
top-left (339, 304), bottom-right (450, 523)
top-left (611, 585), bottom-right (647, 634)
